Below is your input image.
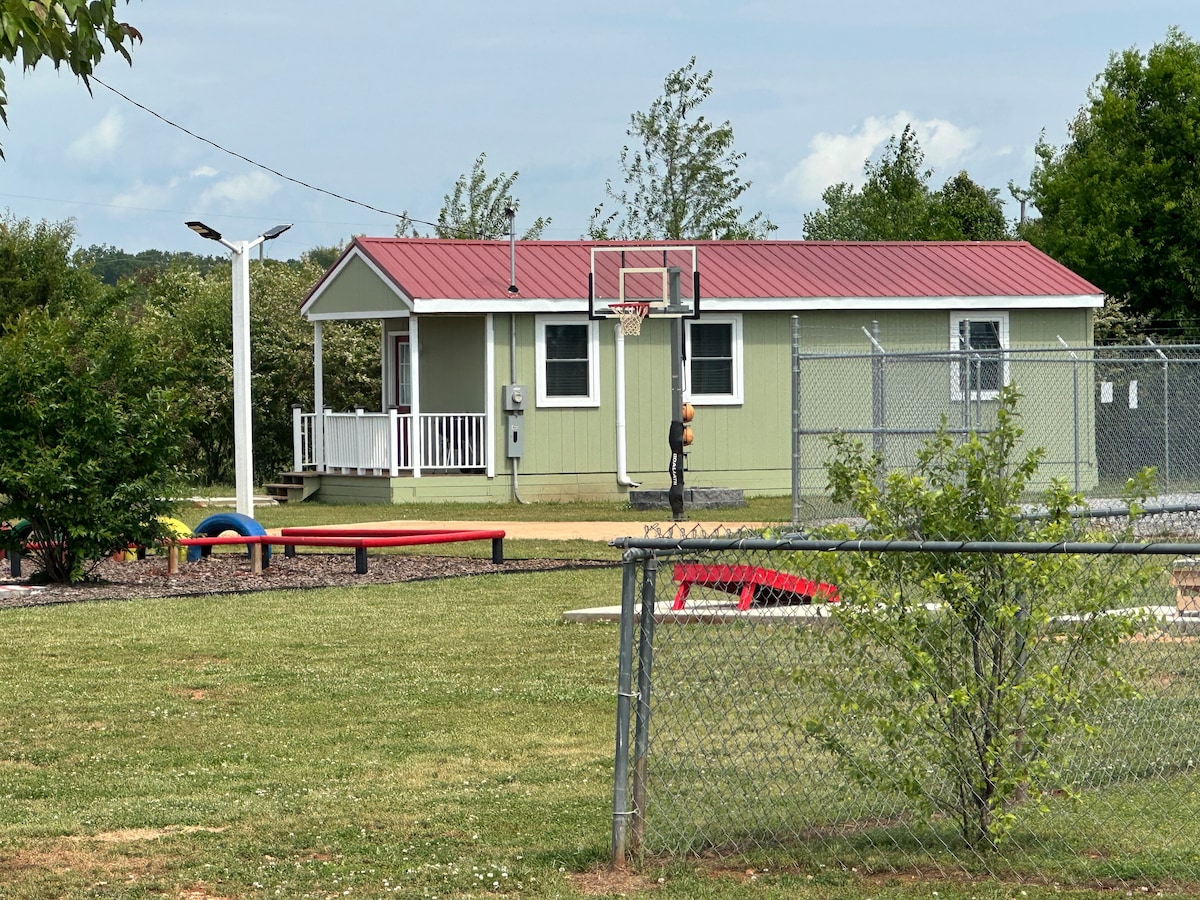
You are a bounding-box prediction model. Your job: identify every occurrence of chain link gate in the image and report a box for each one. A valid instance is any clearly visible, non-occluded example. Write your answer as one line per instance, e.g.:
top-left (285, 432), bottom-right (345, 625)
top-left (611, 515), bottom-right (1200, 888)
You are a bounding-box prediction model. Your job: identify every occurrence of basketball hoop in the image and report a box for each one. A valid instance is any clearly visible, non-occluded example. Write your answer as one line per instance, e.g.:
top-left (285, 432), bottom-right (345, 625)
top-left (610, 302), bottom-right (650, 336)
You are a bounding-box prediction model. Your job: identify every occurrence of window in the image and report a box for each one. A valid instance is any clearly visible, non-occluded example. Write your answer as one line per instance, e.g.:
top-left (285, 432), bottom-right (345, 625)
top-left (686, 315), bottom-right (743, 405)
top-left (951, 312), bottom-right (1009, 400)
top-left (536, 316), bottom-right (600, 407)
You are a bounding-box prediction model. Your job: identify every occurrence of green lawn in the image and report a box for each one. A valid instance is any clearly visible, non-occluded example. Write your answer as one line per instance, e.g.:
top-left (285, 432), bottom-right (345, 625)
top-left (3, 526), bottom-right (1198, 897)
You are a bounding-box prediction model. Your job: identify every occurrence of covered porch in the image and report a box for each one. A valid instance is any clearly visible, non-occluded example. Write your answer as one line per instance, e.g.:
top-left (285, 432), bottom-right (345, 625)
top-left (292, 244), bottom-right (498, 492)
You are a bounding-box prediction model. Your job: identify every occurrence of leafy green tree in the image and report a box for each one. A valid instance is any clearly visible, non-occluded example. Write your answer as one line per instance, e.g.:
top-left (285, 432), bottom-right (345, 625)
top-left (142, 260), bottom-right (376, 485)
top-left (0, 212), bottom-right (104, 326)
top-left (589, 57), bottom-right (775, 240)
top-left (396, 153), bottom-right (549, 240)
top-left (77, 243), bottom-right (227, 285)
top-left (0, 304), bottom-right (186, 583)
top-left (799, 387), bottom-right (1150, 849)
top-left (0, 0), bottom-right (141, 157)
top-left (804, 125), bottom-right (1010, 241)
top-left (1024, 27), bottom-right (1200, 331)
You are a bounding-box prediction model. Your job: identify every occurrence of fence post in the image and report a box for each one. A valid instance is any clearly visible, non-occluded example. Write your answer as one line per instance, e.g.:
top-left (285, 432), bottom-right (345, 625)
top-left (1147, 338), bottom-right (1171, 489)
top-left (611, 552), bottom-right (641, 868)
top-left (791, 316), bottom-right (801, 526)
top-left (870, 320), bottom-right (885, 457)
top-left (631, 555), bottom-right (659, 856)
top-left (388, 406), bottom-right (400, 478)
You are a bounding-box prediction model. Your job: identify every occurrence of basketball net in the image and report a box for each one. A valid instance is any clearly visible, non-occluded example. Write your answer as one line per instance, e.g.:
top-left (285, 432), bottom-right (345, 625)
top-left (610, 302), bottom-right (649, 336)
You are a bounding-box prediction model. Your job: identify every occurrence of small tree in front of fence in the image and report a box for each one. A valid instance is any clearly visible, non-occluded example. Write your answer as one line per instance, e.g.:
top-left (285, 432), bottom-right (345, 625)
top-left (800, 386), bottom-right (1152, 850)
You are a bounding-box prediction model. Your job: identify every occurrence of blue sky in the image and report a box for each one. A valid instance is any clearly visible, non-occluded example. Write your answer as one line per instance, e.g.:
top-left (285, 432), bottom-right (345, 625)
top-left (1, 1), bottom-right (1196, 260)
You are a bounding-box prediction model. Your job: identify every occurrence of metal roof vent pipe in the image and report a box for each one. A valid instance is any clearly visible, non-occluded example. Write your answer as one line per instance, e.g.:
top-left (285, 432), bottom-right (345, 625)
top-left (505, 206), bottom-right (519, 294)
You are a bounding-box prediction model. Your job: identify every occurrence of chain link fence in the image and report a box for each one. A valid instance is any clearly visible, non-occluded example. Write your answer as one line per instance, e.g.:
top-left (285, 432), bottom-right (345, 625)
top-left (610, 511), bottom-right (1200, 888)
top-left (791, 333), bottom-right (1200, 516)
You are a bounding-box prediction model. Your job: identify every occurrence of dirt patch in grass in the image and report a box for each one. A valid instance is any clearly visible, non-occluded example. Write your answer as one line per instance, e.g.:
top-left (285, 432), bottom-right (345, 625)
top-left (0, 552), bottom-right (616, 609)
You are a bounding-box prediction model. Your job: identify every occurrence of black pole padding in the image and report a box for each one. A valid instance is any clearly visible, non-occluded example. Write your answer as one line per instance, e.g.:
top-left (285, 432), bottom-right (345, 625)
top-left (492, 537), bottom-right (505, 565)
top-left (9, 551), bottom-right (20, 578)
top-left (355, 546), bottom-right (368, 575)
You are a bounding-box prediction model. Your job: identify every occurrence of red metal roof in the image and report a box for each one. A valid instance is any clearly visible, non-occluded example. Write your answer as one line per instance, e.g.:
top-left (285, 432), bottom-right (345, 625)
top-left (335, 238), bottom-right (1101, 303)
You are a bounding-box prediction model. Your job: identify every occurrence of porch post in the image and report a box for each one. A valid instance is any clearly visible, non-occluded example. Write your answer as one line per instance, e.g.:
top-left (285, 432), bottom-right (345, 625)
top-left (410, 315), bottom-right (422, 478)
top-left (313, 321), bottom-right (325, 472)
top-left (485, 313), bottom-right (496, 479)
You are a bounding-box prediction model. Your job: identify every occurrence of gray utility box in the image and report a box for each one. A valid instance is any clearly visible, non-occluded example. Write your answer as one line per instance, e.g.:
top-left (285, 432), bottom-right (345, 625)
top-left (506, 414), bottom-right (525, 458)
top-left (502, 384), bottom-right (528, 412)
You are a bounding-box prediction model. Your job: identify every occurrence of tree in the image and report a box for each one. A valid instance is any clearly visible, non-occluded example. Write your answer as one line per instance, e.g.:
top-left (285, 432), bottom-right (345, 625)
top-left (0, 304), bottom-right (187, 583)
top-left (396, 153), bottom-right (549, 240)
top-left (589, 57), bottom-right (775, 240)
top-left (1025, 28), bottom-right (1200, 332)
top-left (803, 125), bottom-right (1011, 241)
top-left (141, 259), bottom-right (376, 485)
top-left (0, 212), bottom-right (104, 326)
top-left (0, 0), bottom-right (142, 157)
top-left (798, 387), bottom-right (1150, 849)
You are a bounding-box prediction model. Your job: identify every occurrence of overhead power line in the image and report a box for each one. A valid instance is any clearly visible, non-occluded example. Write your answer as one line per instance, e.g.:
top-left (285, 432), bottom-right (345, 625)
top-left (91, 76), bottom-right (436, 233)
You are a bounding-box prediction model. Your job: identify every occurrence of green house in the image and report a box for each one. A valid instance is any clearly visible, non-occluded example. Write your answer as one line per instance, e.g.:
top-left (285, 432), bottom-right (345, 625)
top-left (286, 239), bottom-right (1103, 504)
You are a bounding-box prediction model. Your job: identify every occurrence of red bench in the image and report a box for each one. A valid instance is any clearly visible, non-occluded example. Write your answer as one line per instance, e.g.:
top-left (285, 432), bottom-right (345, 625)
top-left (174, 528), bottom-right (506, 575)
top-left (672, 563), bottom-right (839, 611)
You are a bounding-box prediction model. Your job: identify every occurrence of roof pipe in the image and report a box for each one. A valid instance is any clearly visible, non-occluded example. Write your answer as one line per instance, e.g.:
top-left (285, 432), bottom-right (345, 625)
top-left (615, 322), bottom-right (639, 488)
top-left (505, 206), bottom-right (518, 294)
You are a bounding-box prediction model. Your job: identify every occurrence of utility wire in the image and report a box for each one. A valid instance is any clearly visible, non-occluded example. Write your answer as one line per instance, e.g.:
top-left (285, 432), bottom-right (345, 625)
top-left (91, 75), bottom-right (437, 232)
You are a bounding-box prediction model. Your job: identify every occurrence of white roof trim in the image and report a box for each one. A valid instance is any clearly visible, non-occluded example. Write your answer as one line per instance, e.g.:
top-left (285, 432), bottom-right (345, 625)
top-left (699, 294), bottom-right (1105, 311)
top-left (411, 294), bottom-right (1106, 315)
top-left (308, 309), bottom-right (412, 322)
top-left (301, 245), bottom-right (414, 319)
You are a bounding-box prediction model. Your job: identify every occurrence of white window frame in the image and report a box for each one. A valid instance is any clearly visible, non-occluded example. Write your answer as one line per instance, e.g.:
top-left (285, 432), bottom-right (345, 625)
top-left (535, 315), bottom-right (600, 408)
top-left (951, 311), bottom-right (1009, 401)
top-left (685, 314), bottom-right (743, 406)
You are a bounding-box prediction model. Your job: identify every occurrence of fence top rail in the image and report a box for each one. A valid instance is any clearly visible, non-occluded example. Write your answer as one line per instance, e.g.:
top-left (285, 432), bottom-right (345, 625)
top-left (795, 344), bottom-right (1200, 363)
top-left (613, 536), bottom-right (1200, 557)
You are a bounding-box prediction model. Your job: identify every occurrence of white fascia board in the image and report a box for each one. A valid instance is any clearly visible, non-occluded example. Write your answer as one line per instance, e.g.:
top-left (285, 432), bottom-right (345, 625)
top-left (699, 294), bottom-right (1106, 312)
top-left (413, 298), bottom-right (584, 314)
top-left (306, 309), bottom-right (411, 322)
top-left (301, 246), bottom-right (415, 319)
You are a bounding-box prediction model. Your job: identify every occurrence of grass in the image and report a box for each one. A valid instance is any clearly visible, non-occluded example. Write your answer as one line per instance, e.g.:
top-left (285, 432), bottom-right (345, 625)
top-left (6, 496), bottom-right (1200, 897)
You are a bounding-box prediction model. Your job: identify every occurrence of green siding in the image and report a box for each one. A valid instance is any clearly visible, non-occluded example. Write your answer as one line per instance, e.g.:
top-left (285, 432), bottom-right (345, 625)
top-left (419, 316), bottom-right (485, 412)
top-left (308, 256), bottom-right (410, 317)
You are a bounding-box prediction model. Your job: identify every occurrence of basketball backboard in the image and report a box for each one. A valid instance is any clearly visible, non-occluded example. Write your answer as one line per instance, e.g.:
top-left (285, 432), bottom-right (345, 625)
top-left (588, 245), bottom-right (700, 321)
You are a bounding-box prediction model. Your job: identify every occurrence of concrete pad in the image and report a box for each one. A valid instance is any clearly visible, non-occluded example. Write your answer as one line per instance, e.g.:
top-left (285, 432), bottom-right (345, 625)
top-left (563, 598), bottom-right (836, 625)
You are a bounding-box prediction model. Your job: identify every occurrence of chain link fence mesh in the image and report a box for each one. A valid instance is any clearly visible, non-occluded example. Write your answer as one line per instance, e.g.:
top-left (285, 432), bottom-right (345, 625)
top-left (611, 513), bottom-right (1200, 888)
top-left (791, 340), bottom-right (1200, 511)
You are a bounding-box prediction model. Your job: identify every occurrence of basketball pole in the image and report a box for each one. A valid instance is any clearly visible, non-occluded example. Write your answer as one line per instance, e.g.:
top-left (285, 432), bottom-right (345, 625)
top-left (667, 267), bottom-right (686, 522)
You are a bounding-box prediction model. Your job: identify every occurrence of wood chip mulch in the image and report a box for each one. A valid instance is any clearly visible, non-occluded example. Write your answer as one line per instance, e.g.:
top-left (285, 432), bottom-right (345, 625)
top-left (0, 551), bottom-right (619, 609)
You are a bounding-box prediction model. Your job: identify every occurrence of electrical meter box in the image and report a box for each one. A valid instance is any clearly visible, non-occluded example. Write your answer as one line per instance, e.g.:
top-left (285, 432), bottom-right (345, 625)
top-left (502, 384), bottom-right (528, 412)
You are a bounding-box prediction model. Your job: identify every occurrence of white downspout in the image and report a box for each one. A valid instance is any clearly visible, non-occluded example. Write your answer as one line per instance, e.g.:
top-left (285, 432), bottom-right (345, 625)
top-left (615, 323), bottom-right (639, 487)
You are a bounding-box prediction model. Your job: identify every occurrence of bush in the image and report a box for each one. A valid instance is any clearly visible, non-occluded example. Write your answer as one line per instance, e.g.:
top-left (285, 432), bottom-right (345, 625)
top-left (0, 307), bottom-right (187, 583)
top-left (798, 387), bottom-right (1154, 849)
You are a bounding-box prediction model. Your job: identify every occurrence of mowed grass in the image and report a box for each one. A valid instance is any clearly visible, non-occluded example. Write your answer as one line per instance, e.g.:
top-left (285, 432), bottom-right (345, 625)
top-left (4, 524), bottom-right (1200, 898)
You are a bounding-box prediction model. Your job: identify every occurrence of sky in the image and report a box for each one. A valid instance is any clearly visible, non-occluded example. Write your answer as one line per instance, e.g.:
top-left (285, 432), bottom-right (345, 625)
top-left (1, 1), bottom-right (1197, 262)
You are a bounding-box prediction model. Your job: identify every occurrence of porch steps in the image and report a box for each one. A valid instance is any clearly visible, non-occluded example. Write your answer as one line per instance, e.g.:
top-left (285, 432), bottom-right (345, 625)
top-left (265, 471), bottom-right (321, 504)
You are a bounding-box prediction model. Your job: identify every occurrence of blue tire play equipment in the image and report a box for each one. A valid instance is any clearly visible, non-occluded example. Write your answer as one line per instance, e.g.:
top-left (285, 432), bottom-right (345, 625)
top-left (187, 512), bottom-right (271, 564)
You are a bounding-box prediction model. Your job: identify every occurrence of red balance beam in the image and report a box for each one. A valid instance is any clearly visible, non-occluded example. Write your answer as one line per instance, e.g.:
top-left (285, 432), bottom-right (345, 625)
top-left (672, 563), bottom-right (840, 611)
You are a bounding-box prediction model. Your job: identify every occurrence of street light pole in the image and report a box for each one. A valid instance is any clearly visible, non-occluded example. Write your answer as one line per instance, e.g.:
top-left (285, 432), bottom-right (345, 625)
top-left (185, 221), bottom-right (292, 517)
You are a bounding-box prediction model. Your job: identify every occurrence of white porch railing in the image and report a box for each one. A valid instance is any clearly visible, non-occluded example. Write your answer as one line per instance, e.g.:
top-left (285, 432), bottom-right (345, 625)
top-left (292, 408), bottom-right (486, 477)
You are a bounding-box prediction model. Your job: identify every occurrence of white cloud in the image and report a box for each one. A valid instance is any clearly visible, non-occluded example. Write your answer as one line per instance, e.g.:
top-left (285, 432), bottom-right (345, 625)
top-left (778, 112), bottom-right (980, 205)
top-left (198, 171), bottom-right (280, 210)
top-left (68, 110), bottom-right (123, 160)
top-left (190, 165), bottom-right (219, 178)
top-left (107, 181), bottom-right (174, 216)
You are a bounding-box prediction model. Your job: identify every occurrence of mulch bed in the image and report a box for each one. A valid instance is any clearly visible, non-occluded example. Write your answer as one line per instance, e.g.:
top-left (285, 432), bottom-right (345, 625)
top-left (0, 550), bottom-right (618, 610)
